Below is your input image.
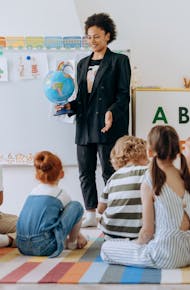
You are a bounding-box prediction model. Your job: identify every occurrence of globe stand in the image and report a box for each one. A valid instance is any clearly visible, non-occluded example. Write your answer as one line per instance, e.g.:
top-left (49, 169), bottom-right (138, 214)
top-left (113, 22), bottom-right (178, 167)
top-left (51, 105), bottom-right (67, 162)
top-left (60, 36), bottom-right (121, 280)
top-left (54, 108), bottom-right (73, 116)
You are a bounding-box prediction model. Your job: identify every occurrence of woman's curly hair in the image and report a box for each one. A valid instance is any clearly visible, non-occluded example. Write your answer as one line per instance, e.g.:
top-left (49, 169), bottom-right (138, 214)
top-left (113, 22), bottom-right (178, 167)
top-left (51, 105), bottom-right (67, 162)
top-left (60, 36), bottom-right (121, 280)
top-left (110, 135), bottom-right (148, 170)
top-left (84, 13), bottom-right (117, 43)
top-left (34, 151), bottom-right (63, 184)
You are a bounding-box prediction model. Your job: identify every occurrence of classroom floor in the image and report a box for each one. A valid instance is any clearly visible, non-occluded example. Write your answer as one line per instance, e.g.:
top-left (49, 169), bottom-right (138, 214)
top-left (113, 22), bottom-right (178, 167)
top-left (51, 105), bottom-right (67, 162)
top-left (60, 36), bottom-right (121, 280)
top-left (0, 228), bottom-right (189, 290)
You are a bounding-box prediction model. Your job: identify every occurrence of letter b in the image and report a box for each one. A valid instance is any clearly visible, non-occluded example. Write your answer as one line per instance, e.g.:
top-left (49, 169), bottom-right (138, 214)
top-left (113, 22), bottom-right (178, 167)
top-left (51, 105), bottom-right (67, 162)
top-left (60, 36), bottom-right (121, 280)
top-left (179, 107), bottom-right (189, 124)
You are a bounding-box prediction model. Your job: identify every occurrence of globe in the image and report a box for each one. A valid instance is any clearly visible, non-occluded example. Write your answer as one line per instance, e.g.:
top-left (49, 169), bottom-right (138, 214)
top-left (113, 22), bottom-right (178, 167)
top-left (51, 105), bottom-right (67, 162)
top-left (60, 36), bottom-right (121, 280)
top-left (44, 70), bottom-right (75, 104)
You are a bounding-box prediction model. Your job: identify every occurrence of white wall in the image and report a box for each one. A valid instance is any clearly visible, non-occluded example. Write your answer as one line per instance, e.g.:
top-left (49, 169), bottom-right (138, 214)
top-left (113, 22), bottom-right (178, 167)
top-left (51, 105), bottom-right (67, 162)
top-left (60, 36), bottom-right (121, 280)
top-left (0, 0), bottom-right (82, 35)
top-left (1, 165), bottom-right (104, 215)
top-left (75, 0), bottom-right (190, 87)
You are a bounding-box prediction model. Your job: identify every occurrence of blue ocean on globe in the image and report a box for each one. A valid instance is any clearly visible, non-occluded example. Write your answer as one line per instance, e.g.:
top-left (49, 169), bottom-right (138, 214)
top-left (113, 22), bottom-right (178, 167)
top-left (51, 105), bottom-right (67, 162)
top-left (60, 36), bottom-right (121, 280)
top-left (44, 70), bottom-right (75, 104)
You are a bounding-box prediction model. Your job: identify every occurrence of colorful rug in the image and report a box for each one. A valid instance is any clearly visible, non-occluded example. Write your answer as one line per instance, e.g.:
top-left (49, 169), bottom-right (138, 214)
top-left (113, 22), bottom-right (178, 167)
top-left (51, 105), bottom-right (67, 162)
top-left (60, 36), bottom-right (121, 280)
top-left (0, 235), bottom-right (190, 284)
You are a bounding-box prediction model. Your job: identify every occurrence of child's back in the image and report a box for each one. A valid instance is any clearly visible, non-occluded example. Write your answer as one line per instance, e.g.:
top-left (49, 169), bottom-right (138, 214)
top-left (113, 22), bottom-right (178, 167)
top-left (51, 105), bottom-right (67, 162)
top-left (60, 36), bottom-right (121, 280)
top-left (99, 164), bottom-right (147, 239)
top-left (16, 151), bottom-right (87, 257)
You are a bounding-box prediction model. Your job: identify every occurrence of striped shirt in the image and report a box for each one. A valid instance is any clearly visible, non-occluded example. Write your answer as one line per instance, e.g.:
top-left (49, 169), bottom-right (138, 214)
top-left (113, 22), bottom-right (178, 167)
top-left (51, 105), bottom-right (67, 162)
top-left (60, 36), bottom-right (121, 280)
top-left (98, 165), bottom-right (148, 238)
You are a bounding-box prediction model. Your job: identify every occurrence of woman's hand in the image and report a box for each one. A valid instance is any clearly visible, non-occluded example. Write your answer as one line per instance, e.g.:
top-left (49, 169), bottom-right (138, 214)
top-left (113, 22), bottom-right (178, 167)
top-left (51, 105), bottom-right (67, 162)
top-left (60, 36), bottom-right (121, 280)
top-left (55, 103), bottom-right (71, 111)
top-left (101, 111), bottom-right (113, 133)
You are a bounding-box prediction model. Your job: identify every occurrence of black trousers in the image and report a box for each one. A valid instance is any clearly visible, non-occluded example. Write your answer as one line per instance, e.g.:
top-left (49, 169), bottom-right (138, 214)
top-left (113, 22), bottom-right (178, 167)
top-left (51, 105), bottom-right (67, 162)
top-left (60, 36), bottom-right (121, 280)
top-left (77, 143), bottom-right (115, 210)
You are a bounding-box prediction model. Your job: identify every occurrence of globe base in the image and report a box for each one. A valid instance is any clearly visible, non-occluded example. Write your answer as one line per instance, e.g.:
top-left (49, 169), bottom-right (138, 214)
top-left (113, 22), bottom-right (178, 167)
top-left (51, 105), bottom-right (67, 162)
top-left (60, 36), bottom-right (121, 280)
top-left (54, 108), bottom-right (73, 116)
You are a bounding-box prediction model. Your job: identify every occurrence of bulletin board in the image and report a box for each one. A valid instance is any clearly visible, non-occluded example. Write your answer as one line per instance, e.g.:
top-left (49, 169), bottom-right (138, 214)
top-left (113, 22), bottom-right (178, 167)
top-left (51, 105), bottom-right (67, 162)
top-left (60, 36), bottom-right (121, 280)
top-left (0, 48), bottom-right (90, 165)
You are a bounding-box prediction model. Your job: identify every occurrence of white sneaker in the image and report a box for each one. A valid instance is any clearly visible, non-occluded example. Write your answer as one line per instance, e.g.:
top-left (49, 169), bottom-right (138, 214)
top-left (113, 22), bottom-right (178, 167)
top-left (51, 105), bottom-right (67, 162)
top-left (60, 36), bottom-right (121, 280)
top-left (81, 212), bottom-right (97, 228)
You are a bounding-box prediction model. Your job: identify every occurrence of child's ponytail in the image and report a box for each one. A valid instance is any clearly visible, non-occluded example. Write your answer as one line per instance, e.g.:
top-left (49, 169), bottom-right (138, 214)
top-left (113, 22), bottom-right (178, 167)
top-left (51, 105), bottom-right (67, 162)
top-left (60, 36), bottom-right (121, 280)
top-left (151, 156), bottom-right (166, 196)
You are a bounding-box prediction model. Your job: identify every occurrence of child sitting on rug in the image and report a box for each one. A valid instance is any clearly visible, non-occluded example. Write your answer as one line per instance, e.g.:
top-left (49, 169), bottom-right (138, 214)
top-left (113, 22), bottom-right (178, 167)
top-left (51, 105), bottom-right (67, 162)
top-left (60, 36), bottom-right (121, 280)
top-left (0, 165), bottom-right (17, 247)
top-left (98, 135), bottom-right (148, 240)
top-left (16, 151), bottom-right (88, 257)
top-left (101, 125), bottom-right (190, 269)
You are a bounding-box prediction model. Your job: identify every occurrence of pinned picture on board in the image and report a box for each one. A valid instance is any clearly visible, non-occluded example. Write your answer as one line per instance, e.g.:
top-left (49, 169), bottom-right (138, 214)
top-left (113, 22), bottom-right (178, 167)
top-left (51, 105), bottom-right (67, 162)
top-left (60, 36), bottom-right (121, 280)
top-left (0, 56), bottom-right (8, 82)
top-left (16, 53), bottom-right (48, 80)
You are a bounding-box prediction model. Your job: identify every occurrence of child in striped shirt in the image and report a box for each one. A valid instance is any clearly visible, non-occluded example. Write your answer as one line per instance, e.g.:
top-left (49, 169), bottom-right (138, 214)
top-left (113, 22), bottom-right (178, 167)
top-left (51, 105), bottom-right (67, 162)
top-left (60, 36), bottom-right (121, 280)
top-left (98, 135), bottom-right (148, 240)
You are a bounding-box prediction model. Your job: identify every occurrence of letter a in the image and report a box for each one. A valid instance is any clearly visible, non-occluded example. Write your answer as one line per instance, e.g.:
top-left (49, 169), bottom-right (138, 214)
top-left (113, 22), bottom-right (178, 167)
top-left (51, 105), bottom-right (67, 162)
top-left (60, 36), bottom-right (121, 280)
top-left (152, 107), bottom-right (168, 124)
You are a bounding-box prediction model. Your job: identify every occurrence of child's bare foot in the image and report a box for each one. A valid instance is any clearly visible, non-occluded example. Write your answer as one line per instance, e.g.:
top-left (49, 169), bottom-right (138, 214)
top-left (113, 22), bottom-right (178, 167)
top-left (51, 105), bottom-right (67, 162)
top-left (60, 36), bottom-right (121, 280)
top-left (77, 232), bottom-right (88, 249)
top-left (64, 237), bottom-right (77, 250)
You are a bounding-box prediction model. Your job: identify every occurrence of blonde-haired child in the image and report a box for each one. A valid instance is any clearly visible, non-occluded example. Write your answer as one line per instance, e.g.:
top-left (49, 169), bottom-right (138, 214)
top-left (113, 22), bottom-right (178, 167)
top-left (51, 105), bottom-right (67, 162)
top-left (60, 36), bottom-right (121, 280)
top-left (98, 135), bottom-right (148, 239)
top-left (16, 151), bottom-right (87, 257)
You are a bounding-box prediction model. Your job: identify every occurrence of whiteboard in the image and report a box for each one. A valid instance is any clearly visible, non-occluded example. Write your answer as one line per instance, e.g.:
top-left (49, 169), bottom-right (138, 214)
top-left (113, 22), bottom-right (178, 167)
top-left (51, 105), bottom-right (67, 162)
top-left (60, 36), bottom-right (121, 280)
top-left (0, 49), bottom-right (90, 165)
top-left (134, 89), bottom-right (190, 141)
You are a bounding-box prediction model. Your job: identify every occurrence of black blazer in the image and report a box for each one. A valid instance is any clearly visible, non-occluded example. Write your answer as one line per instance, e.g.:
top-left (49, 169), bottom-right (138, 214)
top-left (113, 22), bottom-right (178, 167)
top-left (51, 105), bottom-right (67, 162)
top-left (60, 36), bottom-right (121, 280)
top-left (70, 48), bottom-right (131, 145)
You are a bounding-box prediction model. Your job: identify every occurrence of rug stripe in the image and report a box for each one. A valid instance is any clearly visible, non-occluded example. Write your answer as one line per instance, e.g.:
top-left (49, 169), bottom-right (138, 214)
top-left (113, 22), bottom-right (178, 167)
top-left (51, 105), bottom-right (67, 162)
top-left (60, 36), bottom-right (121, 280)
top-left (0, 248), bottom-right (14, 255)
top-left (161, 269), bottom-right (182, 283)
top-left (100, 264), bottom-right (126, 283)
top-left (182, 267), bottom-right (190, 283)
top-left (28, 251), bottom-right (70, 262)
top-left (39, 262), bottom-right (74, 283)
top-left (61, 242), bottom-right (93, 262)
top-left (28, 256), bottom-right (48, 262)
top-left (0, 256), bottom-right (31, 279)
top-left (94, 255), bottom-right (102, 262)
top-left (0, 249), bottom-right (20, 262)
top-left (58, 262), bottom-right (91, 283)
top-left (121, 266), bottom-right (144, 283)
top-left (79, 238), bottom-right (104, 262)
top-left (18, 258), bottom-right (62, 283)
top-left (141, 268), bottom-right (161, 283)
top-left (79, 262), bottom-right (108, 283)
top-left (0, 262), bottom-right (40, 283)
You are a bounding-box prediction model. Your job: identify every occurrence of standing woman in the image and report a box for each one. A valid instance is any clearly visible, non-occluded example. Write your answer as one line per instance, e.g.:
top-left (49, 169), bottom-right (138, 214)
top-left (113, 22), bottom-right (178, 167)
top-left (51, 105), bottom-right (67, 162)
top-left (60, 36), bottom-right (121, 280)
top-left (61, 13), bottom-right (131, 227)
